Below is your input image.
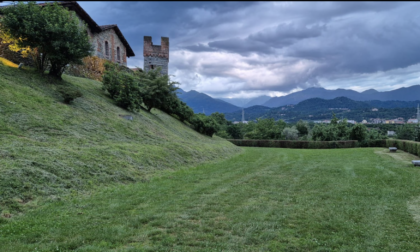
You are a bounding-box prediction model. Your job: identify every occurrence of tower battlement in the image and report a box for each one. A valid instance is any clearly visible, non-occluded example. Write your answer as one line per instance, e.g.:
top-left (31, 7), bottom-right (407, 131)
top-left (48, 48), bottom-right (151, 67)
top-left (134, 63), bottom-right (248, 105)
top-left (143, 36), bottom-right (169, 75)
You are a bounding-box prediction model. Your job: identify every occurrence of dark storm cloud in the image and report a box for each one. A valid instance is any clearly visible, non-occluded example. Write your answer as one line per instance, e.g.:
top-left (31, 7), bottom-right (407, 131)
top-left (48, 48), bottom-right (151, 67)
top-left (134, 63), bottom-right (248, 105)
top-left (203, 22), bottom-right (325, 55)
top-left (183, 44), bottom-right (217, 53)
top-left (4, 1), bottom-right (418, 97)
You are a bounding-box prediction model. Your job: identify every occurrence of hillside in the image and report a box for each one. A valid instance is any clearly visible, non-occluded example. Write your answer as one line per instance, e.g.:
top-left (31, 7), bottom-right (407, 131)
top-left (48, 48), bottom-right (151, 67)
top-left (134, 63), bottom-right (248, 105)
top-left (224, 96), bottom-right (419, 122)
top-left (0, 62), bottom-right (241, 211)
top-left (176, 89), bottom-right (241, 115)
top-left (219, 95), bottom-right (271, 108)
top-left (263, 85), bottom-right (420, 107)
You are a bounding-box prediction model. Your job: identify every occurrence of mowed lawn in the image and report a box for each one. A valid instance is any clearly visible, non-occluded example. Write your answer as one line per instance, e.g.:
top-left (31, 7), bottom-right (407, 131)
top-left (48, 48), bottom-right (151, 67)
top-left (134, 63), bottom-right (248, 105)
top-left (1, 147), bottom-right (420, 251)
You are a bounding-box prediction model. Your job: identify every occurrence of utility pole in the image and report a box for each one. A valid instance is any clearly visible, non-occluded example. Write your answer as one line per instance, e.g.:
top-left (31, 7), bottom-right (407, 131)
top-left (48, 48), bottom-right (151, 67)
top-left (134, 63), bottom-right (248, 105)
top-left (242, 108), bottom-right (245, 123)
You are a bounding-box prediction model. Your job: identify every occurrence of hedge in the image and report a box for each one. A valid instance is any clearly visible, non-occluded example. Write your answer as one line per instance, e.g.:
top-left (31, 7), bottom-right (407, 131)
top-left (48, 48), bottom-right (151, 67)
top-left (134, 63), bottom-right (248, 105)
top-left (228, 139), bottom-right (358, 149)
top-left (228, 139), bottom-right (386, 148)
top-left (386, 139), bottom-right (420, 157)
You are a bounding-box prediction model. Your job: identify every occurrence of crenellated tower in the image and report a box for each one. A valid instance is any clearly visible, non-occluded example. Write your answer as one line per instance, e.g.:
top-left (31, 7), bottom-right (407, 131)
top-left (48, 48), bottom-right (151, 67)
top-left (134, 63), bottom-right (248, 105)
top-left (143, 36), bottom-right (169, 75)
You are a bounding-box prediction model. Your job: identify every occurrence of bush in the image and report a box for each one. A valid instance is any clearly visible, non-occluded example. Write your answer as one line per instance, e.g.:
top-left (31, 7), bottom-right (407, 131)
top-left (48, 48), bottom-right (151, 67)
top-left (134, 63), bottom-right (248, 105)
top-left (56, 86), bottom-right (83, 104)
top-left (65, 56), bottom-right (106, 81)
top-left (102, 62), bottom-right (143, 112)
top-left (190, 114), bottom-right (219, 137)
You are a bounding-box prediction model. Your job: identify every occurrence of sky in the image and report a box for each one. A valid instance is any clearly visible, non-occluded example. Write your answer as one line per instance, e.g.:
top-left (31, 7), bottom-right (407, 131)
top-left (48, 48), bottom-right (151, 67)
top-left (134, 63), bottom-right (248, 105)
top-left (2, 1), bottom-right (420, 99)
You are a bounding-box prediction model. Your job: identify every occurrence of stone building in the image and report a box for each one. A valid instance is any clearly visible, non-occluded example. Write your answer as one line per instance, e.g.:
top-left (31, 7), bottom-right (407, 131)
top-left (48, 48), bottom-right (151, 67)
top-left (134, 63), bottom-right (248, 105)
top-left (0, 1), bottom-right (135, 66)
top-left (143, 36), bottom-right (169, 75)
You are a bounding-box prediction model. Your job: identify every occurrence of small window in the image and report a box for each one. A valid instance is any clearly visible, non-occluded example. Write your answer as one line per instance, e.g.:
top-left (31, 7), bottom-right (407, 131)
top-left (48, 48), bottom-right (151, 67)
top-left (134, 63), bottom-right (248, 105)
top-left (150, 65), bottom-right (154, 69)
top-left (105, 41), bottom-right (109, 56)
top-left (117, 47), bottom-right (120, 61)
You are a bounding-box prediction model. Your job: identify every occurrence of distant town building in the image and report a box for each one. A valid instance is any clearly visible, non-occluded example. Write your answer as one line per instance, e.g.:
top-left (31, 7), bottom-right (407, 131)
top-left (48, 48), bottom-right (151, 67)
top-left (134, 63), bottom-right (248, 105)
top-left (408, 119), bottom-right (419, 124)
top-left (361, 120), bottom-right (367, 124)
top-left (371, 108), bottom-right (378, 111)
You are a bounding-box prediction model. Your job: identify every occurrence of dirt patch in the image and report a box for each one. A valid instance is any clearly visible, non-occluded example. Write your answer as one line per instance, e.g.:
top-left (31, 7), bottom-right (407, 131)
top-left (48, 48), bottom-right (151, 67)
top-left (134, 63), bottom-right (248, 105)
top-left (408, 196), bottom-right (420, 224)
top-left (374, 148), bottom-right (418, 165)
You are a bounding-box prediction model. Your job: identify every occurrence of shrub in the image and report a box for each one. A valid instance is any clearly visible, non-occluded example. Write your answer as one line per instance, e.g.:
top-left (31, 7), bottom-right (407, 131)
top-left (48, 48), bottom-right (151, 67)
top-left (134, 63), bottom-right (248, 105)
top-left (65, 56), bottom-right (106, 81)
top-left (190, 114), bottom-right (219, 137)
top-left (102, 62), bottom-right (143, 112)
top-left (56, 86), bottom-right (83, 104)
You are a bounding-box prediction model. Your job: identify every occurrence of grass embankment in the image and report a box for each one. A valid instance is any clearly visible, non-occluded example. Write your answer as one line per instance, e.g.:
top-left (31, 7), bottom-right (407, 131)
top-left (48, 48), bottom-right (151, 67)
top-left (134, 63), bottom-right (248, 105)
top-left (0, 62), bottom-right (241, 213)
top-left (1, 147), bottom-right (420, 251)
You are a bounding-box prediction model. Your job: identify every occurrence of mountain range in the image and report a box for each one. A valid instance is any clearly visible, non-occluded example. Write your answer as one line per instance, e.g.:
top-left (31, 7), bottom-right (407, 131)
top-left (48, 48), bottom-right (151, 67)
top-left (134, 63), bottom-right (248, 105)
top-left (176, 89), bottom-right (240, 115)
top-left (224, 96), bottom-right (420, 122)
top-left (261, 85), bottom-right (420, 107)
top-left (176, 85), bottom-right (420, 117)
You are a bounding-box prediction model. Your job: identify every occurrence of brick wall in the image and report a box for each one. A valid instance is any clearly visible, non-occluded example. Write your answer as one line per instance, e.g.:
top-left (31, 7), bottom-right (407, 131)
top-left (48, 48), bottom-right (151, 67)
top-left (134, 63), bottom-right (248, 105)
top-left (143, 36), bottom-right (169, 75)
top-left (92, 29), bottom-right (127, 66)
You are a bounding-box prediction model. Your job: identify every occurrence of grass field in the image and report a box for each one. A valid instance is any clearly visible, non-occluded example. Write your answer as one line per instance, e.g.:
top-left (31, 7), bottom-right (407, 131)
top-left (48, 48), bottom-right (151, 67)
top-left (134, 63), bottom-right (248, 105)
top-left (0, 62), bottom-right (241, 213)
top-left (1, 147), bottom-right (420, 251)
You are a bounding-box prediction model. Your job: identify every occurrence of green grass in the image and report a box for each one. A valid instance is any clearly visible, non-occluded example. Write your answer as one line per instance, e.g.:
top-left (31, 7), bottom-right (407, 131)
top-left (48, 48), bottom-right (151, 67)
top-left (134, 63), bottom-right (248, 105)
top-left (0, 63), bottom-right (241, 212)
top-left (1, 147), bottom-right (420, 251)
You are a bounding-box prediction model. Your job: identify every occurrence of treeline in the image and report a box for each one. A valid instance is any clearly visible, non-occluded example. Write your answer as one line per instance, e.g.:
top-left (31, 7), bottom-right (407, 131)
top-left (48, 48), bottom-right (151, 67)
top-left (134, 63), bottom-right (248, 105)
top-left (102, 63), bottom-right (220, 137)
top-left (212, 112), bottom-right (420, 143)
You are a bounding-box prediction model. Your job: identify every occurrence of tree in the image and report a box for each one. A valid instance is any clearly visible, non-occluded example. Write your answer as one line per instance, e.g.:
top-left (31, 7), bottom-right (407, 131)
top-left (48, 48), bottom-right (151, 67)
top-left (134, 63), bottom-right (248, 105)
top-left (190, 113), bottom-right (219, 137)
top-left (227, 124), bottom-right (243, 139)
top-left (397, 124), bottom-right (415, 141)
top-left (282, 126), bottom-right (299, 140)
top-left (137, 67), bottom-right (179, 112)
top-left (296, 120), bottom-right (309, 136)
top-left (349, 124), bottom-right (367, 142)
top-left (0, 2), bottom-right (93, 78)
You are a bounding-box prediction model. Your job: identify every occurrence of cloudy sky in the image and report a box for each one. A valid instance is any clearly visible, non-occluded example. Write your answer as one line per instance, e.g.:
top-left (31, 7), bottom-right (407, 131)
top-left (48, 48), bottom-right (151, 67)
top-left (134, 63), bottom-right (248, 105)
top-left (3, 1), bottom-right (420, 99)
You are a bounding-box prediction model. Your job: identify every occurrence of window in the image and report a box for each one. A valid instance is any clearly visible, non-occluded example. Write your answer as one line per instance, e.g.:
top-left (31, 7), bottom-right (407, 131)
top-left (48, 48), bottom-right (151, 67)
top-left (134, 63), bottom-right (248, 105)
top-left (117, 47), bottom-right (120, 61)
top-left (105, 41), bottom-right (109, 56)
top-left (150, 65), bottom-right (154, 69)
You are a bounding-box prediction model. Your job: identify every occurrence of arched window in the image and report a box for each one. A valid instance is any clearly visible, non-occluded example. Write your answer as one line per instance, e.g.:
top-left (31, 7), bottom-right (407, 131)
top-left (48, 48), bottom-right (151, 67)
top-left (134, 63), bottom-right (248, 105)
top-left (105, 41), bottom-right (109, 56)
top-left (117, 47), bottom-right (120, 61)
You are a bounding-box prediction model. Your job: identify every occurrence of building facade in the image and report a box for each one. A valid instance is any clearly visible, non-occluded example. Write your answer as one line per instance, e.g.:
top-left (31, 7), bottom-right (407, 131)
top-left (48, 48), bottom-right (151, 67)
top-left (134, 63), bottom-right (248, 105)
top-left (143, 36), bottom-right (169, 75)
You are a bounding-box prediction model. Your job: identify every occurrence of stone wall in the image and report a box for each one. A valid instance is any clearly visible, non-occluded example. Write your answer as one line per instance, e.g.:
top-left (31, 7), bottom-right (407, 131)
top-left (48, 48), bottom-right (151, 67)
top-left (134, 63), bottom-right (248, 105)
top-left (92, 29), bottom-right (127, 66)
top-left (143, 36), bottom-right (169, 75)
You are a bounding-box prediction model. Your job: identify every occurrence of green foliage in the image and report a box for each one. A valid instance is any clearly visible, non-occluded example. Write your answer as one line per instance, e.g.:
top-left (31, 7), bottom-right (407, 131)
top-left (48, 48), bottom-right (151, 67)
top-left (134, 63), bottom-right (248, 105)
top-left (244, 118), bottom-right (286, 140)
top-left (282, 126), bottom-right (299, 140)
top-left (227, 124), bottom-right (243, 139)
top-left (0, 2), bottom-right (93, 78)
top-left (397, 124), bottom-right (416, 141)
top-left (138, 67), bottom-right (179, 112)
top-left (190, 113), bottom-right (219, 137)
top-left (349, 124), bottom-right (367, 141)
top-left (102, 62), bottom-right (143, 112)
top-left (295, 120), bottom-right (309, 136)
top-left (56, 85), bottom-right (83, 104)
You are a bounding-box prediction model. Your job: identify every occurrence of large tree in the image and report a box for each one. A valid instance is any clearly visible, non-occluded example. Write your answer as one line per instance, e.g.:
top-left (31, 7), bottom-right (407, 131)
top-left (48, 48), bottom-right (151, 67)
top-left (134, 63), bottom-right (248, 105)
top-left (0, 1), bottom-right (93, 78)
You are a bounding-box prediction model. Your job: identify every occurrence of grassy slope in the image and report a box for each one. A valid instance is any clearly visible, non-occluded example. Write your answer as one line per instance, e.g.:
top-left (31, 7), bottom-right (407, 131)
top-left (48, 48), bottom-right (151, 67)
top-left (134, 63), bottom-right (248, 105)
top-left (1, 147), bottom-right (420, 251)
top-left (0, 62), bottom-right (241, 212)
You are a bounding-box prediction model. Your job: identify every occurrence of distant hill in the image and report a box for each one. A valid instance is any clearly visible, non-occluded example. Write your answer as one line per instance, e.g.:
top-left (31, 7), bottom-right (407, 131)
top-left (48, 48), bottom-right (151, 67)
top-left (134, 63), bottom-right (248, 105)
top-left (225, 96), bottom-right (420, 122)
top-left (219, 95), bottom-right (272, 108)
top-left (224, 105), bottom-right (272, 121)
top-left (176, 89), bottom-right (241, 115)
top-left (263, 85), bottom-right (420, 107)
top-left (244, 95), bottom-right (272, 107)
top-left (294, 97), bottom-right (371, 112)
